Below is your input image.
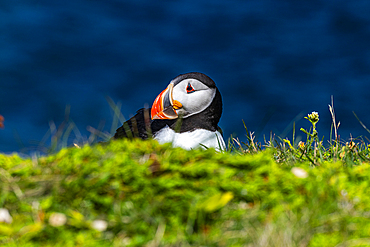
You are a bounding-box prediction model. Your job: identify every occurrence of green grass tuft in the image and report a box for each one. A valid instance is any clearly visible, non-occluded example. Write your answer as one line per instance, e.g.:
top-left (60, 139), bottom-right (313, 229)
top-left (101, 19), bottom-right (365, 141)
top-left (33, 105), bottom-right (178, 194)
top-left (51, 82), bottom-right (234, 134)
top-left (1, 138), bottom-right (370, 246)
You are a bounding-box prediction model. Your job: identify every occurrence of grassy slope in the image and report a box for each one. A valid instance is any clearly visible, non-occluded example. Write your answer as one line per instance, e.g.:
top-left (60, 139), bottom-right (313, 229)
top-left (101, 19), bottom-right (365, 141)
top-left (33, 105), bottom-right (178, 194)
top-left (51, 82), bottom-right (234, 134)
top-left (1, 139), bottom-right (370, 246)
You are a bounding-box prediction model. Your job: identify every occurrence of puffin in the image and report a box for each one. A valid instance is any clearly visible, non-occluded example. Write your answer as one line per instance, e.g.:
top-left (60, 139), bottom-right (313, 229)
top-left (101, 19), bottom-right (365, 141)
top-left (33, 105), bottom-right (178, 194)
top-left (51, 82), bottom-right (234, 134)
top-left (113, 72), bottom-right (226, 151)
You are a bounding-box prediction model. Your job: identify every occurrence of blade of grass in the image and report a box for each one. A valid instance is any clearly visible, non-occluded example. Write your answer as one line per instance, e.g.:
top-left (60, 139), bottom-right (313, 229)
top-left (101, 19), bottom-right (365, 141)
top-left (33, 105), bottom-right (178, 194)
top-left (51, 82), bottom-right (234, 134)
top-left (353, 111), bottom-right (370, 135)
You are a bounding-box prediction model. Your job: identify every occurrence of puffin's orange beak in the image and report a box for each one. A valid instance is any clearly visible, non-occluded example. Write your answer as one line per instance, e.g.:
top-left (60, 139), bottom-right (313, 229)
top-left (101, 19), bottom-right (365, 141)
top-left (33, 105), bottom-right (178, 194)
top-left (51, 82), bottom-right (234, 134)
top-left (151, 83), bottom-right (183, 120)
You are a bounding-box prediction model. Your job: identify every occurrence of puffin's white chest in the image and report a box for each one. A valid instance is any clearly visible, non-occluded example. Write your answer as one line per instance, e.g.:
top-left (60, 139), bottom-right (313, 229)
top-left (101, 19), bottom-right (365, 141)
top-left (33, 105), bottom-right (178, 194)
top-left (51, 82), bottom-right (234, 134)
top-left (154, 126), bottom-right (226, 151)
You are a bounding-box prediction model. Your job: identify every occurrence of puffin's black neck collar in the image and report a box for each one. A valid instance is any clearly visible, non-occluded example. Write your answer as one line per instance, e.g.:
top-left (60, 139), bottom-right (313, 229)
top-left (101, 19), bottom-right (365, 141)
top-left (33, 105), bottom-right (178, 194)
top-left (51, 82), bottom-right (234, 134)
top-left (169, 88), bottom-right (222, 133)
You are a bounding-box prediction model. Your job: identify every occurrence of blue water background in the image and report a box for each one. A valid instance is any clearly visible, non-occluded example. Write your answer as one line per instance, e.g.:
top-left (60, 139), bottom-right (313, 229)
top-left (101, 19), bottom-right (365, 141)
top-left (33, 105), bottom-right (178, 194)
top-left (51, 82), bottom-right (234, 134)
top-left (1, 0), bottom-right (370, 153)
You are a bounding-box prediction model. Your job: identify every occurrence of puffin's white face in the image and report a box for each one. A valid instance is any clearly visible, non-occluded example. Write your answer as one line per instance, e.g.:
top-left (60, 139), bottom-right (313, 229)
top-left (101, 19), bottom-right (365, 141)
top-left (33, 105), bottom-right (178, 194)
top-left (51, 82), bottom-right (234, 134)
top-left (151, 77), bottom-right (216, 120)
top-left (172, 79), bottom-right (216, 118)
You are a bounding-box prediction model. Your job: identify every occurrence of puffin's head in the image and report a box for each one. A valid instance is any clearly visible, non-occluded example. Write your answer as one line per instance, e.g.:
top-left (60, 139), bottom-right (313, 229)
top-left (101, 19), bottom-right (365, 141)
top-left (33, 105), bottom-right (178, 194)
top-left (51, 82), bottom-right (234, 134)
top-left (151, 72), bottom-right (219, 120)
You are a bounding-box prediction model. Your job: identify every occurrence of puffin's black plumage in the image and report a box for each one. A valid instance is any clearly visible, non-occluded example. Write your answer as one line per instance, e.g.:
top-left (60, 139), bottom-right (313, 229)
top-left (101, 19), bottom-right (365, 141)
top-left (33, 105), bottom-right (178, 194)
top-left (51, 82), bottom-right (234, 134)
top-left (113, 108), bottom-right (175, 139)
top-left (171, 72), bottom-right (216, 89)
top-left (113, 72), bottom-right (224, 149)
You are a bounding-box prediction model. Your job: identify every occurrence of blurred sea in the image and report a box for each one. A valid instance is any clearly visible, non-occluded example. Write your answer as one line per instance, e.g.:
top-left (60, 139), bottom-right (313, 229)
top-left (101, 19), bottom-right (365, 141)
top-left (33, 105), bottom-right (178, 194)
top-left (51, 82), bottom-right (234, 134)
top-left (1, 0), bottom-right (370, 153)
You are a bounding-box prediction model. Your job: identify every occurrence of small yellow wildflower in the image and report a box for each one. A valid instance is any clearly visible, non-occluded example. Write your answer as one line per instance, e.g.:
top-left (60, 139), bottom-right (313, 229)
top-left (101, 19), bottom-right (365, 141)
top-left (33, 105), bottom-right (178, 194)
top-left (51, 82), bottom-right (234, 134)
top-left (305, 111), bottom-right (319, 124)
top-left (298, 141), bottom-right (305, 150)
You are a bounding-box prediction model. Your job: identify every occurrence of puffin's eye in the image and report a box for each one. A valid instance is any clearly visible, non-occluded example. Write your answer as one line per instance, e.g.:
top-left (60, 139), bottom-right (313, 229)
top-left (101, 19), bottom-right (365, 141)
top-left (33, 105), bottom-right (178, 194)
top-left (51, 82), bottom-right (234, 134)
top-left (186, 83), bottom-right (195, 94)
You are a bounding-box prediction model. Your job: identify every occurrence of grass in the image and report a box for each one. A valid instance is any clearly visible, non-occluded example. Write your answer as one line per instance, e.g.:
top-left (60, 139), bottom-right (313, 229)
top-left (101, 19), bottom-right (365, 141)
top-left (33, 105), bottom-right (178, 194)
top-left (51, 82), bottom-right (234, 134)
top-left (1, 99), bottom-right (370, 246)
top-left (2, 139), bottom-right (370, 246)
top-left (230, 100), bottom-right (370, 167)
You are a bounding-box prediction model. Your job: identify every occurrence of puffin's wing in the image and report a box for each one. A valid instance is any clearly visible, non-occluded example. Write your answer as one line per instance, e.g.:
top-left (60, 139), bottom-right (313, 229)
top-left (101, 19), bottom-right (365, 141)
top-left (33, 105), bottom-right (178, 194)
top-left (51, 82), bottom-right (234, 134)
top-left (113, 108), bottom-right (176, 140)
top-left (113, 108), bottom-right (151, 139)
